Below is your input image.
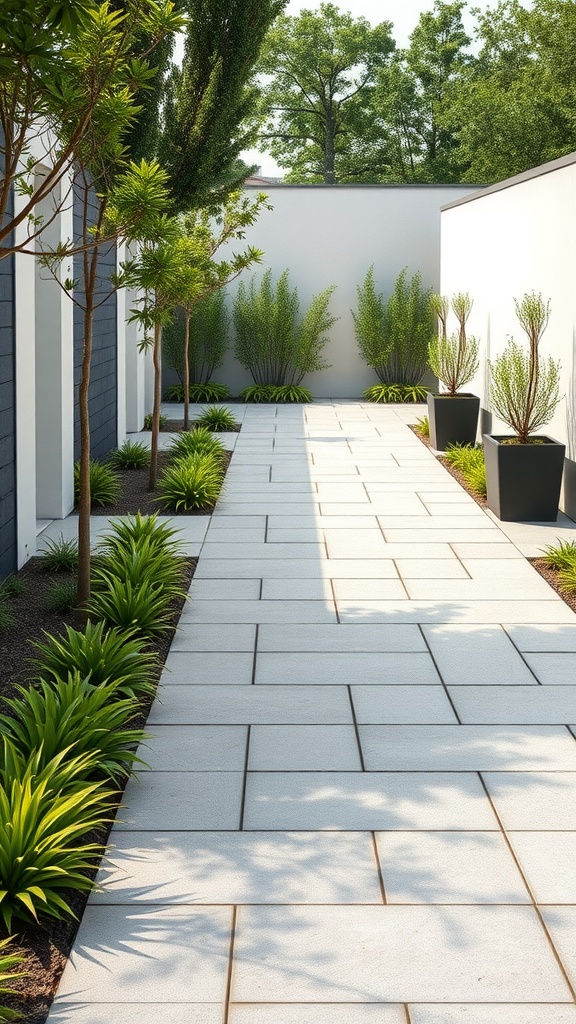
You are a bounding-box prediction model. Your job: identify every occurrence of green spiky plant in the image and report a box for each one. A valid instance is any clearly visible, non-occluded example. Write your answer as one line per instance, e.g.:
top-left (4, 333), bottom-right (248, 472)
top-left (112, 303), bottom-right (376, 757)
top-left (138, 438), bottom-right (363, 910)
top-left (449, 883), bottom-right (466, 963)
top-left (144, 413), bottom-right (167, 431)
top-left (157, 453), bottom-right (224, 511)
top-left (363, 383), bottom-right (427, 403)
top-left (38, 535), bottom-right (79, 574)
top-left (164, 382), bottom-right (232, 403)
top-left (44, 580), bottom-right (77, 614)
top-left (0, 937), bottom-right (25, 1022)
top-left (74, 460), bottom-right (120, 509)
top-left (415, 415), bottom-right (430, 437)
top-left (98, 513), bottom-right (183, 559)
top-left (444, 443), bottom-right (487, 497)
top-left (108, 440), bottom-right (149, 469)
top-left (168, 426), bottom-right (226, 463)
top-left (194, 406), bottom-right (239, 430)
top-left (239, 384), bottom-right (313, 403)
top-left (541, 540), bottom-right (576, 572)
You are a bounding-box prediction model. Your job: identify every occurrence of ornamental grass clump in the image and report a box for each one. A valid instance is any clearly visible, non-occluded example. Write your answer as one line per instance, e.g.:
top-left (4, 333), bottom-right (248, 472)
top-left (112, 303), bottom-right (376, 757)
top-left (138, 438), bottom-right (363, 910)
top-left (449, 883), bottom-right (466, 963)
top-left (428, 293), bottom-right (479, 395)
top-left (168, 426), bottom-right (226, 463)
top-left (157, 452), bottom-right (223, 511)
top-left (108, 440), bottom-right (149, 470)
top-left (74, 459), bottom-right (120, 508)
top-left (444, 443), bottom-right (487, 497)
top-left (195, 406), bottom-right (239, 431)
top-left (542, 540), bottom-right (576, 593)
top-left (0, 937), bottom-right (24, 1022)
top-left (489, 292), bottom-right (562, 444)
top-left (239, 383), bottom-right (313, 403)
top-left (38, 535), bottom-right (79, 574)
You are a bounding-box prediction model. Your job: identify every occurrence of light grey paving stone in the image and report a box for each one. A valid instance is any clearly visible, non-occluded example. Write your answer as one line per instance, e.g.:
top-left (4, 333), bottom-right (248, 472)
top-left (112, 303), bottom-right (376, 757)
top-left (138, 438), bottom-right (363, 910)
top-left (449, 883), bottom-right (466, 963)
top-left (266, 529), bottom-right (325, 543)
top-left (321, 504), bottom-right (452, 519)
top-left (331, 579), bottom-right (408, 600)
top-left (378, 515), bottom-right (492, 530)
top-left (225, 483), bottom-right (314, 493)
top-left (257, 623), bottom-right (426, 653)
top-left (231, 905), bottom-right (568, 1002)
top-left (249, 725), bottom-right (362, 770)
top-left (270, 515), bottom-right (377, 529)
top-left (199, 542), bottom-right (326, 559)
top-left (524, 653), bottom-right (576, 685)
top-left (214, 502), bottom-right (317, 515)
top-left (92, 831), bottom-right (381, 906)
top-left (161, 652), bottom-right (254, 685)
top-left (116, 772), bottom-right (243, 830)
top-left (201, 529), bottom-right (266, 543)
top-left (376, 831), bottom-right (529, 903)
top-left (461, 558), bottom-right (546, 580)
top-left (338, 600), bottom-right (576, 624)
top-left (196, 555), bottom-right (453, 578)
top-left (418, 491), bottom-right (478, 503)
top-left (383, 529), bottom-right (516, 544)
top-left (451, 543), bottom-right (525, 559)
top-left (405, 577), bottom-right (559, 601)
top-left (255, 652), bottom-right (440, 686)
top-left (395, 558), bottom-right (469, 579)
top-left (508, 832), bottom-right (576, 903)
top-left (361, 725), bottom-right (576, 772)
top-left (148, 685), bottom-right (352, 725)
top-left (351, 685), bottom-right (458, 724)
top-left (541, 908), bottom-right (576, 991)
top-left (482, 772), bottom-right (576, 829)
top-left (422, 625), bottom-right (538, 686)
top-left (139, 726), bottom-right (247, 771)
top-left (243, 772), bottom-right (497, 830)
top-left (169, 623), bottom-right (257, 652)
top-left (423, 503), bottom-right (488, 517)
top-left (367, 480), bottom-right (462, 492)
top-left (229, 1007), bottom-right (404, 1023)
top-left (48, 1005), bottom-right (222, 1024)
top-left (483, 513), bottom-right (576, 558)
top-left (506, 625), bottom-right (576, 652)
top-left (188, 579), bottom-right (262, 601)
top-left (450, 686), bottom-right (576, 724)
top-left (325, 534), bottom-right (391, 558)
top-left (261, 578), bottom-right (335, 600)
top-left (207, 515), bottom-right (267, 529)
top-left (410, 1007), bottom-right (576, 1024)
top-left (315, 483), bottom-right (371, 500)
top-left (180, 600), bottom-right (337, 625)
top-left (54, 905), bottom-right (232, 1002)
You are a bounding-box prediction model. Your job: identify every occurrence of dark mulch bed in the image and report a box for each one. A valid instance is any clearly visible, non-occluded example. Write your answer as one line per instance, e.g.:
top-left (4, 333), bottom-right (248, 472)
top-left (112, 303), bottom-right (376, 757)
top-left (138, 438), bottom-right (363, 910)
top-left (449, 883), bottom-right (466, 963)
top-left (409, 424), bottom-right (488, 508)
top-left (1, 556), bottom-right (196, 1023)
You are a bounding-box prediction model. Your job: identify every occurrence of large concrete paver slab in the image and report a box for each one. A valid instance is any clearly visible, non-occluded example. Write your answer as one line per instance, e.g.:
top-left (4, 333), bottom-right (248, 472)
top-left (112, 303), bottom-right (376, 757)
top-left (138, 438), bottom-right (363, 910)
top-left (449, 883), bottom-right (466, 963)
top-left (258, 623), bottom-right (425, 652)
top-left (482, 772), bottom-right (576, 829)
top-left (422, 624), bottom-right (538, 686)
top-left (47, 1007), bottom-right (222, 1024)
top-left (180, 599), bottom-right (337, 624)
top-left (116, 772), bottom-right (243, 830)
top-left (509, 832), bottom-right (576, 903)
top-left (162, 651), bottom-right (254, 684)
top-left (248, 725), bottom-right (362, 770)
top-left (230, 905), bottom-right (570, 1002)
top-left (351, 685), bottom-right (458, 724)
top-left (139, 726), bottom-right (247, 771)
top-left (337, 599), bottom-right (576, 624)
top-left (148, 685), bottom-right (352, 725)
top-left (450, 686), bottom-right (576, 724)
top-left (228, 1007), bottom-right (404, 1023)
top-left (505, 624), bottom-right (576, 651)
top-left (255, 652), bottom-right (440, 686)
top-left (410, 1008), bottom-right (576, 1024)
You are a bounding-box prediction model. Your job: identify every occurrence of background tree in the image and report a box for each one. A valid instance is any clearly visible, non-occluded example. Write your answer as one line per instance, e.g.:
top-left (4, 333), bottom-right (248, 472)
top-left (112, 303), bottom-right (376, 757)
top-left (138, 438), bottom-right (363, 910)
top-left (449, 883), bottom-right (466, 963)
top-left (255, 3), bottom-right (395, 183)
top-left (160, 0), bottom-right (287, 211)
top-left (375, 0), bottom-right (472, 182)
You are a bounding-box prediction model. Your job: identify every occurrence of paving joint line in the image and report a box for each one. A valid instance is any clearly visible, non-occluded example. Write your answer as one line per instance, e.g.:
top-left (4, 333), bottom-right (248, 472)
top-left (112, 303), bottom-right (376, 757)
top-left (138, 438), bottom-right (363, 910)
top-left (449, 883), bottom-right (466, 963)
top-left (238, 727), bottom-right (251, 831)
top-left (502, 624), bottom-right (545, 685)
top-left (417, 624), bottom-right (462, 725)
top-left (222, 904), bottom-right (238, 1024)
top-left (347, 685), bottom-right (366, 771)
top-left (251, 626), bottom-right (259, 684)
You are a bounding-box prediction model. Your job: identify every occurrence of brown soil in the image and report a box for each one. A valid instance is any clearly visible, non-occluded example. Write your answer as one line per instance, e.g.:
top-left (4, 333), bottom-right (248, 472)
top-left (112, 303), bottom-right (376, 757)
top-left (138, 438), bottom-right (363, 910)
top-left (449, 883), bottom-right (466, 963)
top-left (88, 450), bottom-right (232, 517)
top-left (529, 558), bottom-right (576, 615)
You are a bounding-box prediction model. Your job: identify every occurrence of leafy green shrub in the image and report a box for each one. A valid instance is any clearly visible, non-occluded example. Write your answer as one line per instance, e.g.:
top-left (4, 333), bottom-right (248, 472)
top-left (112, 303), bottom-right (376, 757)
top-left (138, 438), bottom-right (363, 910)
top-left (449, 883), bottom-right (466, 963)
top-left (444, 443), bottom-right (487, 497)
top-left (168, 426), bottom-right (226, 463)
top-left (44, 579), bottom-right (77, 613)
top-left (195, 406), bottom-right (239, 431)
top-left (163, 291), bottom-right (230, 386)
top-left (108, 440), bottom-right (149, 470)
top-left (94, 538), bottom-right (184, 597)
top-left (157, 452), bottom-right (223, 511)
top-left (363, 383), bottom-right (427, 403)
top-left (233, 269), bottom-right (336, 386)
top-left (38, 535), bottom-right (79, 573)
top-left (239, 383), bottom-right (313, 403)
top-left (144, 413), bottom-right (167, 430)
top-left (0, 937), bottom-right (25, 1022)
top-left (0, 746), bottom-right (112, 931)
top-left (415, 415), bottom-right (430, 437)
top-left (428, 293), bottom-right (479, 395)
top-left (32, 621), bottom-right (156, 700)
top-left (99, 513), bottom-right (183, 560)
top-left (490, 292), bottom-right (561, 444)
top-left (165, 382), bottom-right (232, 403)
top-left (354, 267), bottom-right (435, 386)
top-left (542, 540), bottom-right (576, 572)
top-left (86, 577), bottom-right (174, 638)
top-left (0, 673), bottom-right (145, 782)
top-left (74, 459), bottom-right (120, 508)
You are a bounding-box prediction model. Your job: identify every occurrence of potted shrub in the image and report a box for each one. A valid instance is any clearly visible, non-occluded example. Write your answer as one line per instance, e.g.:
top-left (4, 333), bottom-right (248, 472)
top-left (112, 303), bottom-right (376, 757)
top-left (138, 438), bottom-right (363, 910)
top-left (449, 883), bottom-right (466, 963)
top-left (427, 292), bottom-right (480, 450)
top-left (484, 291), bottom-right (564, 521)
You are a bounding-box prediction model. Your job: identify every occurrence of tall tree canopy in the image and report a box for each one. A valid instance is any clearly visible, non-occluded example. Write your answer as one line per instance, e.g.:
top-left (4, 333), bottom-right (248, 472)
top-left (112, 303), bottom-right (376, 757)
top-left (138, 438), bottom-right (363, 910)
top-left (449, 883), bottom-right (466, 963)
top-left (160, 0), bottom-right (287, 211)
top-left (256, 3), bottom-right (395, 183)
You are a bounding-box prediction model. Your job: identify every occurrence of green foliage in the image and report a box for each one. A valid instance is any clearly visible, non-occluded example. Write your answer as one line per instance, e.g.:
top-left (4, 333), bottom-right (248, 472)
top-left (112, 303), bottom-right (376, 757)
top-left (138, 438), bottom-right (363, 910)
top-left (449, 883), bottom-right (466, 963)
top-left (558, 563), bottom-right (576, 594)
top-left (32, 620), bottom-right (156, 700)
top-left (257, 3), bottom-right (395, 183)
top-left (428, 293), bottom-right (479, 395)
top-left (144, 413), bottom-right (167, 431)
top-left (444, 443), bottom-right (487, 497)
top-left (86, 577), bottom-right (174, 639)
top-left (0, 936), bottom-right (24, 1022)
top-left (98, 513), bottom-right (183, 560)
top-left (0, 602), bottom-right (15, 637)
top-left (233, 269), bottom-right (336, 386)
top-left (239, 384), bottom-right (313, 403)
top-left (74, 460), bottom-right (120, 508)
top-left (163, 292), bottom-right (230, 386)
top-left (489, 292), bottom-right (561, 444)
top-left (353, 267), bottom-right (389, 372)
top-left (108, 440), bottom-right (149, 470)
top-left (415, 414), bottom-right (430, 437)
top-left (0, 744), bottom-right (112, 932)
top-left (541, 540), bottom-right (576, 572)
top-left (0, 673), bottom-right (145, 782)
top-left (38, 535), bottom-right (79, 574)
top-left (44, 580), bottom-right (77, 614)
top-left (165, 382), bottom-right (232, 403)
top-left (168, 427), bottom-right (226, 464)
top-left (195, 407), bottom-right (239, 431)
top-left (363, 384), bottom-right (428, 404)
top-left (0, 577), bottom-right (24, 601)
top-left (157, 453), bottom-right (224, 511)
top-left (355, 269), bottom-right (434, 385)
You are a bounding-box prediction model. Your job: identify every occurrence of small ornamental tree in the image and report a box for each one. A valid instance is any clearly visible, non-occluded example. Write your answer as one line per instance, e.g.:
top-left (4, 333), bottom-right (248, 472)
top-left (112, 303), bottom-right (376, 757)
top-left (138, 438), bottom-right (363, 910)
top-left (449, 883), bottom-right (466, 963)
top-left (428, 292), bottom-right (479, 395)
top-left (354, 267), bottom-right (435, 386)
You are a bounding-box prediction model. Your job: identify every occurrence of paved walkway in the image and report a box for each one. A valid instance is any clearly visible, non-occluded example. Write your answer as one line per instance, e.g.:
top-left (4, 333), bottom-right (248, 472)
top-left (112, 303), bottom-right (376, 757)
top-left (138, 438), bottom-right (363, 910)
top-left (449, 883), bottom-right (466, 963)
top-left (48, 402), bottom-right (576, 1024)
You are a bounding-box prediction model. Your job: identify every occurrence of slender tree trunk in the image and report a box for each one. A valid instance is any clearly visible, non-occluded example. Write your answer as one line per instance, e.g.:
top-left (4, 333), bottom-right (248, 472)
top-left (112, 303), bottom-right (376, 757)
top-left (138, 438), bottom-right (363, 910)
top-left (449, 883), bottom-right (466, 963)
top-left (183, 310), bottom-right (190, 431)
top-left (149, 320), bottom-right (162, 490)
top-left (77, 292), bottom-right (94, 608)
top-left (324, 121), bottom-right (336, 184)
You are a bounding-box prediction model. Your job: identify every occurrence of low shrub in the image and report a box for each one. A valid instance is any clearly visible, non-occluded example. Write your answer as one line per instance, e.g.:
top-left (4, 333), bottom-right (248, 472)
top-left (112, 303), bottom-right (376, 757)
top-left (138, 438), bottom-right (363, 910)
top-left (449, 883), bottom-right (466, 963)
top-left (444, 443), bottom-right (487, 497)
top-left (44, 579), bottom-right (77, 613)
top-left (32, 621), bottom-right (156, 700)
top-left (414, 415), bottom-right (430, 437)
top-left (0, 673), bottom-right (145, 782)
top-left (108, 440), bottom-right (149, 470)
top-left (168, 426), bottom-right (226, 463)
top-left (93, 538), bottom-right (184, 598)
top-left (74, 460), bottom-right (120, 508)
top-left (38, 535), bottom-right (79, 574)
top-left (363, 383), bottom-right (427, 404)
top-left (164, 382), bottom-right (231, 403)
top-left (157, 452), bottom-right (223, 511)
top-left (98, 513), bottom-right (183, 560)
top-left (144, 413), bottom-right (167, 431)
top-left (0, 937), bottom-right (25, 1023)
top-left (195, 406), bottom-right (239, 431)
top-left (239, 384), bottom-right (312, 403)
top-left (85, 576), bottom-right (175, 638)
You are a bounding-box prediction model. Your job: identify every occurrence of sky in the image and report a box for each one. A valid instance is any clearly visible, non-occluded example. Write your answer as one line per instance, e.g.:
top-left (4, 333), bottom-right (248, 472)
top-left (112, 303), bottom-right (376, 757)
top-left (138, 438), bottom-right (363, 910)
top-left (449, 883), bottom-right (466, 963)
top-left (245, 0), bottom-right (504, 175)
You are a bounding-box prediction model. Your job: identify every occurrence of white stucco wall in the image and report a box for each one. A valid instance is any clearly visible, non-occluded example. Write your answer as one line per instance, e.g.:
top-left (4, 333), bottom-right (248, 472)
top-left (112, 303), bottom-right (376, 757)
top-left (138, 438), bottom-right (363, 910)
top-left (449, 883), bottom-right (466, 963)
top-left (440, 153), bottom-right (576, 517)
top-left (212, 184), bottom-right (478, 399)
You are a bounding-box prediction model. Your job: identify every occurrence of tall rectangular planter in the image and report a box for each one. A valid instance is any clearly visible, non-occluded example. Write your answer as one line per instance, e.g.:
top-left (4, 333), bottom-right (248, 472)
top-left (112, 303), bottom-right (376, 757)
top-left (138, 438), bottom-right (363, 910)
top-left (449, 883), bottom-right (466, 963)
top-left (483, 434), bottom-right (565, 521)
top-left (427, 393), bottom-right (480, 451)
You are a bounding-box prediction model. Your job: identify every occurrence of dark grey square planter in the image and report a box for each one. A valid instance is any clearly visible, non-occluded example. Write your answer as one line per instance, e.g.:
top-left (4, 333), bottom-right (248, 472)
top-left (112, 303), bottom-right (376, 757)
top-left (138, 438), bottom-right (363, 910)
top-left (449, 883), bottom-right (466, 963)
top-left (427, 392), bottom-right (480, 451)
top-left (483, 433), bottom-right (566, 521)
